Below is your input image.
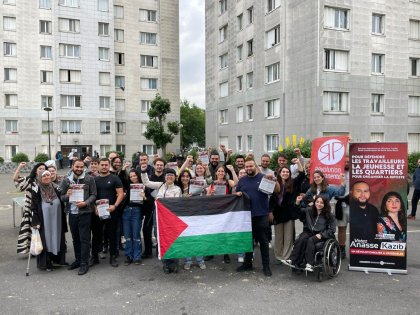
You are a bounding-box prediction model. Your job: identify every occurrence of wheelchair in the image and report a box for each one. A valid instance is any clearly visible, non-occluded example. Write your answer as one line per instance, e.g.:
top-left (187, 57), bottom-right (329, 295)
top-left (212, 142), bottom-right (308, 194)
top-left (290, 238), bottom-right (341, 282)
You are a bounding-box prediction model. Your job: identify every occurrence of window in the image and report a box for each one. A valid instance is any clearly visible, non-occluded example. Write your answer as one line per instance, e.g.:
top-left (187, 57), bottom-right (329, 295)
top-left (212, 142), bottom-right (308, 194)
top-left (116, 145), bottom-right (126, 155)
top-left (61, 120), bottom-right (81, 133)
top-left (372, 14), bottom-right (384, 35)
top-left (219, 0), bottom-right (227, 14)
top-left (219, 136), bottom-right (229, 148)
top-left (247, 135), bottom-right (253, 151)
top-left (115, 76), bottom-right (125, 89)
top-left (236, 106), bottom-right (243, 122)
top-left (219, 53), bottom-right (228, 69)
top-left (5, 145), bottom-right (18, 160)
top-left (371, 94), bottom-right (384, 114)
top-left (4, 0), bottom-right (16, 4)
top-left (247, 6), bottom-right (254, 24)
top-left (267, 0), bottom-right (280, 13)
top-left (59, 69), bottom-right (81, 83)
top-left (143, 145), bottom-right (156, 155)
top-left (140, 55), bottom-right (158, 68)
top-left (266, 134), bottom-right (279, 152)
top-left (141, 100), bottom-right (151, 112)
top-left (237, 136), bottom-right (243, 151)
top-left (140, 32), bottom-right (157, 44)
top-left (323, 91), bottom-right (349, 113)
top-left (115, 99), bottom-right (125, 111)
top-left (41, 95), bottom-right (52, 109)
top-left (237, 45), bottom-right (243, 61)
top-left (100, 145), bottom-right (111, 157)
top-left (237, 76), bottom-right (243, 91)
top-left (3, 17), bottom-right (16, 31)
top-left (99, 96), bottom-right (110, 109)
top-left (372, 54), bottom-right (384, 74)
top-left (141, 123), bottom-right (148, 134)
top-left (42, 120), bottom-right (53, 133)
top-left (141, 78), bottom-right (158, 90)
top-left (237, 14), bottom-right (243, 31)
top-left (5, 120), bottom-right (17, 133)
top-left (98, 22), bottom-right (109, 36)
top-left (324, 7), bottom-right (349, 30)
top-left (266, 25), bottom-right (280, 48)
top-left (408, 133), bottom-right (420, 153)
top-left (409, 19), bottom-right (420, 40)
top-left (410, 58), bottom-right (420, 77)
top-left (59, 44), bottom-right (80, 58)
top-left (98, 47), bottom-right (109, 61)
top-left (4, 68), bottom-right (17, 81)
top-left (139, 9), bottom-right (157, 22)
top-left (246, 104), bottom-right (253, 121)
top-left (115, 52), bottom-right (125, 65)
top-left (59, 0), bottom-right (78, 7)
top-left (59, 18), bottom-right (80, 33)
top-left (219, 109), bottom-right (228, 124)
top-left (265, 99), bottom-right (280, 118)
top-left (100, 121), bottom-right (111, 134)
top-left (5, 94), bottom-right (17, 107)
top-left (60, 95), bottom-right (81, 108)
top-left (40, 70), bottom-right (53, 84)
top-left (114, 5), bottom-right (124, 18)
top-left (4, 42), bottom-right (16, 56)
top-left (40, 20), bottom-right (52, 34)
top-left (98, 0), bottom-right (108, 11)
top-left (266, 62), bottom-right (280, 83)
top-left (246, 72), bottom-right (253, 89)
top-left (116, 122), bottom-right (125, 134)
top-left (409, 96), bottom-right (420, 115)
top-left (219, 82), bottom-right (228, 98)
top-left (99, 72), bottom-right (110, 85)
top-left (39, 0), bottom-right (51, 8)
top-left (219, 25), bottom-right (227, 43)
top-left (370, 133), bottom-right (384, 142)
top-left (40, 46), bottom-right (52, 59)
top-left (247, 39), bottom-right (253, 56)
top-left (325, 49), bottom-right (348, 71)
top-left (114, 29), bottom-right (124, 42)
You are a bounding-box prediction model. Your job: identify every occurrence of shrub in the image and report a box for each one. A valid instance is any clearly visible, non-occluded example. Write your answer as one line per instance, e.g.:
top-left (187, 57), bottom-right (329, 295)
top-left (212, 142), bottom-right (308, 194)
top-left (11, 152), bottom-right (29, 163)
top-left (34, 153), bottom-right (49, 163)
top-left (408, 152), bottom-right (420, 174)
top-left (0, 157), bottom-right (4, 163)
top-left (269, 140), bottom-right (312, 171)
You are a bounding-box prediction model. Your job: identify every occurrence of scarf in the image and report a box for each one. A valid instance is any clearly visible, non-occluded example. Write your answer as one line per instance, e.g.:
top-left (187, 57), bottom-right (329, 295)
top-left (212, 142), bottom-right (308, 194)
top-left (38, 171), bottom-right (58, 203)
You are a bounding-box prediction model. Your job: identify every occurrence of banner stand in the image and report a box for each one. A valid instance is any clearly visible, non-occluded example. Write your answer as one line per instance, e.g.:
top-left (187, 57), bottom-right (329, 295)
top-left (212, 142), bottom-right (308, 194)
top-left (348, 266), bottom-right (407, 275)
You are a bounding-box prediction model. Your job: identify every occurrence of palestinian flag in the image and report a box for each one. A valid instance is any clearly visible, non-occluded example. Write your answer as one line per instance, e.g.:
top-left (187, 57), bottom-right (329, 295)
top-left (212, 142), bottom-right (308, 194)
top-left (156, 194), bottom-right (253, 260)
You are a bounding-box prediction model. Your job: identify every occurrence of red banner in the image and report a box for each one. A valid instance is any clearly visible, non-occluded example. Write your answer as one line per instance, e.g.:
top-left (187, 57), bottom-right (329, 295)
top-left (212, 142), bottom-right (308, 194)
top-left (310, 136), bottom-right (349, 185)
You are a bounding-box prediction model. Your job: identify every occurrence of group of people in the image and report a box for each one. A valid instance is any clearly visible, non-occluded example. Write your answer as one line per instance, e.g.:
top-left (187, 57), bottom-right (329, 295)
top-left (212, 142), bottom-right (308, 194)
top-left (13, 145), bottom-right (413, 276)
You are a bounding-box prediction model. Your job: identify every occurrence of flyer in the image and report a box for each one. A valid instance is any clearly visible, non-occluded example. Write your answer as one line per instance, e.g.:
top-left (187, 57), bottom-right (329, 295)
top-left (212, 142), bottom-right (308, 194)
top-left (96, 199), bottom-right (110, 220)
top-left (190, 179), bottom-right (205, 196)
top-left (130, 184), bottom-right (144, 202)
top-left (199, 152), bottom-right (209, 165)
top-left (69, 184), bottom-right (84, 203)
top-left (213, 182), bottom-right (226, 195)
top-left (258, 177), bottom-right (276, 195)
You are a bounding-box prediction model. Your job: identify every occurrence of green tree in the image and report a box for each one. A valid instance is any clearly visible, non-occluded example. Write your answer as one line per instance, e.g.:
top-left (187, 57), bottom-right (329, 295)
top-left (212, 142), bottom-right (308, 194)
top-left (180, 99), bottom-right (205, 151)
top-left (144, 94), bottom-right (180, 156)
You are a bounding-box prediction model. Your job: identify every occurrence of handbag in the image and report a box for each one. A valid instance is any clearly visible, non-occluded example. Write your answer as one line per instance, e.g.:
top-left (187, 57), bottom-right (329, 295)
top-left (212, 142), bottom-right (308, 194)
top-left (30, 228), bottom-right (43, 256)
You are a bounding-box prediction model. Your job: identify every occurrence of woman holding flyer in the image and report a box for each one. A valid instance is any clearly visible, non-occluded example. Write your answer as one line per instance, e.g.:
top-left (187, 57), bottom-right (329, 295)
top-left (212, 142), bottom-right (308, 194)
top-left (377, 192), bottom-right (407, 242)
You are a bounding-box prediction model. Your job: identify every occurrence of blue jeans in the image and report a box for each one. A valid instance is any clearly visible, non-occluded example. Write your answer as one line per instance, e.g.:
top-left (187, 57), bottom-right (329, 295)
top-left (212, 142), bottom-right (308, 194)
top-left (185, 256), bottom-right (204, 264)
top-left (123, 206), bottom-right (142, 260)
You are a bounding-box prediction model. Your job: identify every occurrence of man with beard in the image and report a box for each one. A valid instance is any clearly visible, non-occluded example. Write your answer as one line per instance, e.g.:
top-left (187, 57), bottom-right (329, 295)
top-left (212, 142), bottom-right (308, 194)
top-left (136, 153), bottom-right (154, 176)
top-left (235, 158), bottom-right (274, 277)
top-left (208, 150), bottom-right (222, 179)
top-left (350, 181), bottom-right (379, 242)
top-left (61, 159), bottom-right (97, 275)
top-left (259, 154), bottom-right (274, 176)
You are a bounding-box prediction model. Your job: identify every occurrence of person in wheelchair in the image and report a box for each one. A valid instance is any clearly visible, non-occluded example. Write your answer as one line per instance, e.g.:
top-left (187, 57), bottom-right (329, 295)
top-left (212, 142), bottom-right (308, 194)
top-left (282, 195), bottom-right (336, 272)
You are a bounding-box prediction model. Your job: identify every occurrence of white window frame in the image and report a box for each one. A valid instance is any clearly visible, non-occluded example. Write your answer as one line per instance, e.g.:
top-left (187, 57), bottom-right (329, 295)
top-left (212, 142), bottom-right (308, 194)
top-left (98, 22), bottom-right (109, 36)
top-left (5, 94), bottom-right (18, 107)
top-left (267, 0), bottom-right (280, 13)
top-left (99, 72), bottom-right (110, 85)
top-left (115, 52), bottom-right (125, 65)
top-left (325, 49), bottom-right (349, 72)
top-left (247, 39), bottom-right (253, 57)
top-left (100, 121), bottom-right (111, 134)
top-left (141, 78), bottom-right (158, 90)
top-left (324, 6), bottom-right (349, 30)
top-left (237, 14), bottom-right (243, 31)
top-left (219, 82), bottom-right (228, 98)
top-left (59, 0), bottom-right (79, 7)
top-left (141, 100), bottom-right (151, 113)
top-left (246, 104), bottom-right (253, 121)
top-left (219, 109), bottom-right (228, 124)
top-left (40, 70), bottom-right (53, 84)
top-left (409, 96), bottom-right (420, 116)
top-left (410, 58), bottom-right (420, 77)
top-left (4, 68), bottom-right (17, 82)
top-left (140, 32), bottom-right (157, 45)
top-left (139, 9), bottom-right (157, 22)
top-left (98, 47), bottom-right (110, 61)
top-left (39, 0), bottom-right (51, 8)
top-left (58, 18), bottom-right (80, 33)
top-left (265, 99), bottom-right (280, 118)
top-left (247, 6), bottom-right (254, 24)
top-left (372, 14), bottom-right (384, 35)
top-left (5, 120), bottom-right (18, 133)
top-left (323, 91), bottom-right (349, 113)
top-left (98, 0), bottom-right (108, 11)
top-left (60, 95), bottom-right (81, 108)
top-left (4, 0), bottom-right (16, 5)
top-left (99, 96), bottom-right (110, 109)
top-left (219, 0), bottom-right (227, 15)
top-left (237, 45), bottom-right (243, 61)
top-left (371, 94), bottom-right (384, 114)
top-left (246, 72), bottom-right (253, 89)
top-left (114, 29), bottom-right (124, 42)
top-left (371, 53), bottom-right (384, 75)
top-left (266, 62), bottom-right (280, 83)
top-left (246, 135), bottom-right (253, 151)
top-left (236, 136), bottom-right (243, 152)
top-left (59, 69), bottom-right (81, 83)
top-left (140, 55), bottom-right (158, 68)
top-left (5, 145), bottom-right (18, 160)
top-left (143, 145), bottom-right (156, 155)
top-left (4, 42), bottom-right (16, 56)
top-left (59, 44), bottom-right (80, 58)
top-left (370, 133), bottom-right (384, 143)
top-left (408, 133), bottom-right (420, 153)
top-left (116, 122), bottom-right (126, 134)
top-left (61, 120), bottom-right (81, 134)
top-left (41, 95), bottom-right (52, 109)
top-left (409, 19), bottom-right (420, 40)
top-left (114, 5), bottom-right (124, 18)
top-left (219, 25), bottom-right (227, 43)
top-left (236, 106), bottom-right (243, 123)
top-left (115, 76), bottom-right (125, 89)
top-left (237, 75), bottom-right (243, 91)
top-left (265, 25), bottom-right (280, 48)
top-left (265, 134), bottom-right (279, 152)
top-left (219, 53), bottom-right (228, 69)
top-left (3, 16), bottom-right (16, 31)
top-left (40, 45), bottom-right (52, 59)
top-left (39, 20), bottom-right (52, 34)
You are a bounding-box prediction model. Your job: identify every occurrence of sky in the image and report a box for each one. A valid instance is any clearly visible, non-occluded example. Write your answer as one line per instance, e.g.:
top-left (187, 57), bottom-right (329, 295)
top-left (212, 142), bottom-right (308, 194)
top-left (179, 1), bottom-right (205, 109)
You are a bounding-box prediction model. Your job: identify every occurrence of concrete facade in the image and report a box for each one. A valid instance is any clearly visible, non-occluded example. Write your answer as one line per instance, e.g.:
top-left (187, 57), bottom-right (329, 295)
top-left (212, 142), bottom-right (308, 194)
top-left (205, 0), bottom-right (420, 159)
top-left (0, 0), bottom-right (179, 161)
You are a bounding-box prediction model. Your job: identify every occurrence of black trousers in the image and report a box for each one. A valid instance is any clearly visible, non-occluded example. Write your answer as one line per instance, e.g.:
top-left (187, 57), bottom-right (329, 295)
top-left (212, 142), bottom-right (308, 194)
top-left (289, 231), bottom-right (322, 266)
top-left (91, 213), bottom-right (117, 257)
top-left (69, 212), bottom-right (91, 265)
top-left (142, 206), bottom-right (153, 255)
top-left (244, 215), bottom-right (270, 267)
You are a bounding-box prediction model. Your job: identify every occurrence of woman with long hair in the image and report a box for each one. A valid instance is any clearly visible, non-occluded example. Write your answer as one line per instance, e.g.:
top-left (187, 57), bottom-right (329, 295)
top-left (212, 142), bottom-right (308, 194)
top-left (377, 192), bottom-right (407, 242)
top-left (305, 170), bottom-right (346, 203)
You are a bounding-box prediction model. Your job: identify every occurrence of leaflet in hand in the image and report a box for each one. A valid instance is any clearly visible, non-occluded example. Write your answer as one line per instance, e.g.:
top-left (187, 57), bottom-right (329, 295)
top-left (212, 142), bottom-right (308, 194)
top-left (199, 152), bottom-right (209, 165)
top-left (190, 179), bottom-right (204, 196)
top-left (130, 184), bottom-right (144, 202)
top-left (167, 162), bottom-right (179, 173)
top-left (96, 199), bottom-right (110, 220)
top-left (213, 181), bottom-right (226, 196)
top-left (258, 177), bottom-right (276, 195)
top-left (69, 184), bottom-right (84, 203)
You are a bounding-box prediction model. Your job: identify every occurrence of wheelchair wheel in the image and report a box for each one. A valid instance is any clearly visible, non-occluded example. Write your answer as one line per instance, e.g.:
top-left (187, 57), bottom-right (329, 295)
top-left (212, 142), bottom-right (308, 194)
top-left (322, 239), bottom-right (341, 278)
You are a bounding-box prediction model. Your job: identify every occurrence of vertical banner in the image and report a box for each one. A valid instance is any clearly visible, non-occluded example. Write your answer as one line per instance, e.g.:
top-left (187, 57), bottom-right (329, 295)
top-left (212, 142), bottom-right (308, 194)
top-left (310, 136), bottom-right (349, 185)
top-left (349, 142), bottom-right (408, 274)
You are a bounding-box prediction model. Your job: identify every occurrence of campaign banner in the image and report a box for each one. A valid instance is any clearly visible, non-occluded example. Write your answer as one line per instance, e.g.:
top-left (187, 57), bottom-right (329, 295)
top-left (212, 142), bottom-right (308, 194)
top-left (310, 136), bottom-right (349, 185)
top-left (349, 142), bottom-right (408, 274)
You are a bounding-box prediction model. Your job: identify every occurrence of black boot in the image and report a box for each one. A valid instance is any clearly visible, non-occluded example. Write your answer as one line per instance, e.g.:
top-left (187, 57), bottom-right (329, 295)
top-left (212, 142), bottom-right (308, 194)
top-left (263, 265), bottom-right (272, 277)
top-left (340, 245), bottom-right (346, 259)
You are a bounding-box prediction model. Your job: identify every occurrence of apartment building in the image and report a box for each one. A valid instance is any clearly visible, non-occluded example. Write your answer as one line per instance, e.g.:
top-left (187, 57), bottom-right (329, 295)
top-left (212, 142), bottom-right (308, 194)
top-left (1, 0), bottom-right (179, 161)
top-left (205, 0), bottom-right (420, 158)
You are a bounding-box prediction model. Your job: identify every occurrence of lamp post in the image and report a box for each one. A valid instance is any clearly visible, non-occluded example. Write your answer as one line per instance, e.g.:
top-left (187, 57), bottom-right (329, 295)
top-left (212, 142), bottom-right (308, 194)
top-left (43, 106), bottom-right (52, 160)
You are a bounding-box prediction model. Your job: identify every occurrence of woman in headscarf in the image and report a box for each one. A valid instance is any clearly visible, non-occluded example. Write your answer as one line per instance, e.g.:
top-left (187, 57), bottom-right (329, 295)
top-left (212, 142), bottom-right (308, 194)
top-left (31, 170), bottom-right (66, 271)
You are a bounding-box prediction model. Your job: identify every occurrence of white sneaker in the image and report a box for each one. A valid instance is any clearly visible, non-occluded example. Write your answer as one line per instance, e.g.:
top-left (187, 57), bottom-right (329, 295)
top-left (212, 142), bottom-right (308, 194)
top-left (198, 262), bottom-right (206, 270)
top-left (281, 259), bottom-right (294, 267)
top-left (305, 263), bottom-right (314, 272)
top-left (238, 256), bottom-right (244, 263)
top-left (184, 263), bottom-right (191, 270)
